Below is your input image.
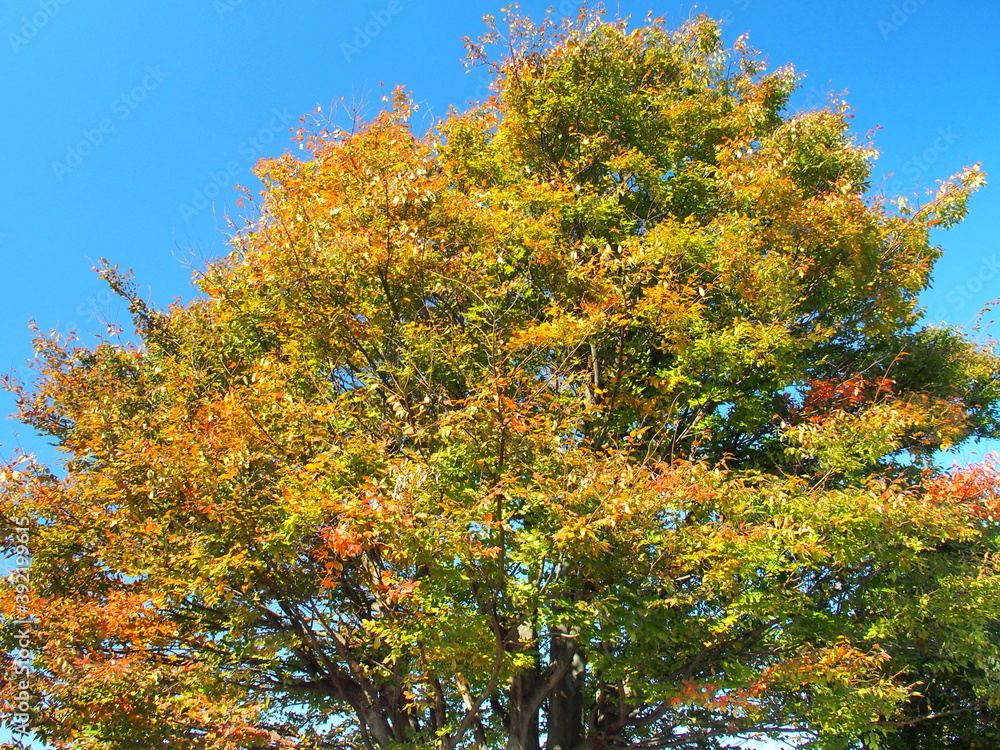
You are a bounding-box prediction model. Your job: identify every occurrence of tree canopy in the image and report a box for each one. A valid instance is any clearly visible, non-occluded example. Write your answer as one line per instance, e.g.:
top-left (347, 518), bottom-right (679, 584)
top-left (3, 8), bottom-right (1000, 750)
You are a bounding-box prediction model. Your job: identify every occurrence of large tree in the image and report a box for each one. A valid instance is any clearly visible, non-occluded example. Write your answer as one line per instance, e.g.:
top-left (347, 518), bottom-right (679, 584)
top-left (3, 8), bottom-right (1000, 750)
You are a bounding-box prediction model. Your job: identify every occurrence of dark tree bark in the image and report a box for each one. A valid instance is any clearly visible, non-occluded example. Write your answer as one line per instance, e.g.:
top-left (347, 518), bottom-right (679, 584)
top-left (547, 625), bottom-right (586, 750)
top-left (507, 623), bottom-right (542, 750)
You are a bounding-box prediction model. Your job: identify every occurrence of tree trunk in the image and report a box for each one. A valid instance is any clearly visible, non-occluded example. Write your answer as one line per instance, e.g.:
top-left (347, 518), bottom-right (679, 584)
top-left (360, 705), bottom-right (396, 750)
top-left (547, 624), bottom-right (586, 750)
top-left (507, 623), bottom-right (541, 750)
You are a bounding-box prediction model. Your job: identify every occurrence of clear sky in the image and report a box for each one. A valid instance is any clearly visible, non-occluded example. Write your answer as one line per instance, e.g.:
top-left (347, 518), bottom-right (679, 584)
top-left (1, 0), bottom-right (998, 745)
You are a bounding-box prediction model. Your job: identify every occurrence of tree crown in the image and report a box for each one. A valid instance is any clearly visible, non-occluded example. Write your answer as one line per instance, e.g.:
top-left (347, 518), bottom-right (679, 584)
top-left (2, 7), bottom-right (999, 750)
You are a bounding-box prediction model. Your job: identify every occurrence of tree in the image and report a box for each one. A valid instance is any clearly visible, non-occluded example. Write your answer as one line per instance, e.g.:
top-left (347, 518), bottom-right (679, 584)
top-left (3, 7), bottom-right (1000, 749)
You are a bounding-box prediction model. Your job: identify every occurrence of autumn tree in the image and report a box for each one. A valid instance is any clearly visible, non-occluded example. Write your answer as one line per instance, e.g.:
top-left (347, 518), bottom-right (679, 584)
top-left (3, 8), bottom-right (1000, 750)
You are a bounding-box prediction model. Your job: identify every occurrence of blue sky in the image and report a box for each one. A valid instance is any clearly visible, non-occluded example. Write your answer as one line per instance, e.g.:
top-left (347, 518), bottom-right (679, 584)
top-left (0, 0), bottom-right (998, 744)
